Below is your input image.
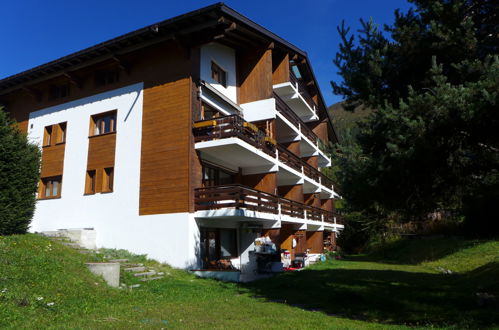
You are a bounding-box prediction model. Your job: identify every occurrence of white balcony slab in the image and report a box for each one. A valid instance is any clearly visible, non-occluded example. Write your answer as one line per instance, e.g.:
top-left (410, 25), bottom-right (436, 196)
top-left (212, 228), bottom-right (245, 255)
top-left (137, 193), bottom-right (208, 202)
top-left (195, 138), bottom-right (277, 173)
top-left (273, 82), bottom-right (318, 122)
top-left (303, 174), bottom-right (321, 190)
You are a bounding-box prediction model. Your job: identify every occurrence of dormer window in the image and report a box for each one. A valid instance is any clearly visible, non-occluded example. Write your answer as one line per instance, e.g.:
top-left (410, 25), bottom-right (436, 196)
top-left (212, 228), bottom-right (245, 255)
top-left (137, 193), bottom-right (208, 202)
top-left (211, 61), bottom-right (227, 87)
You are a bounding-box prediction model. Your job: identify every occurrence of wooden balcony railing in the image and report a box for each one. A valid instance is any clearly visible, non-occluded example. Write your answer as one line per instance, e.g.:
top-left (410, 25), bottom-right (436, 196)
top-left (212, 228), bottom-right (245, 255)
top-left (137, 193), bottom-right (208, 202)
top-left (277, 144), bottom-right (334, 189)
top-left (320, 172), bottom-right (335, 190)
top-left (290, 70), bottom-right (317, 110)
top-left (194, 184), bottom-right (342, 224)
top-left (274, 92), bottom-right (318, 144)
top-left (193, 116), bottom-right (336, 191)
top-left (193, 115), bottom-right (276, 157)
top-left (276, 144), bottom-right (303, 173)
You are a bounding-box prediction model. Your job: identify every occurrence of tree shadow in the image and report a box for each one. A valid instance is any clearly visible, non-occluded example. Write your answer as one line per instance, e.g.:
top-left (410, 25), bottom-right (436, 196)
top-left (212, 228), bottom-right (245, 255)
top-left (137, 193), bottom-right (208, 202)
top-left (242, 262), bottom-right (499, 327)
top-left (349, 237), bottom-right (480, 265)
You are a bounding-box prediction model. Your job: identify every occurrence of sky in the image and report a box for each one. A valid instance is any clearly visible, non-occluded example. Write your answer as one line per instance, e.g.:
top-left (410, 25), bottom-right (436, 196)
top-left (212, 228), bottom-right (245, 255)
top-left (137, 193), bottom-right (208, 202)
top-left (0, 0), bottom-right (413, 106)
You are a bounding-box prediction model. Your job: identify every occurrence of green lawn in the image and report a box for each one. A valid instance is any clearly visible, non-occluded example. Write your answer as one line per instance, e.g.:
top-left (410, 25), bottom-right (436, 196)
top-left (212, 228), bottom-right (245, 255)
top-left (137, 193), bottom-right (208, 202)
top-left (0, 234), bottom-right (497, 329)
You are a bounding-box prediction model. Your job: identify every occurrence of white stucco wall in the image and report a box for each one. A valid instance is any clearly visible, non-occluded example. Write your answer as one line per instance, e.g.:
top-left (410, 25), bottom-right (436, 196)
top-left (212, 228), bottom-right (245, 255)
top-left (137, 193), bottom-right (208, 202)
top-left (200, 42), bottom-right (237, 103)
top-left (27, 83), bottom-right (199, 268)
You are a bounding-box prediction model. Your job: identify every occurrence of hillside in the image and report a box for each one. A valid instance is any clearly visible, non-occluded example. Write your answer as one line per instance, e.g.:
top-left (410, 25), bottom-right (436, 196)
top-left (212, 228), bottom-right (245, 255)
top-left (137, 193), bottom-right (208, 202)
top-left (1, 234), bottom-right (498, 328)
top-left (328, 102), bottom-right (373, 141)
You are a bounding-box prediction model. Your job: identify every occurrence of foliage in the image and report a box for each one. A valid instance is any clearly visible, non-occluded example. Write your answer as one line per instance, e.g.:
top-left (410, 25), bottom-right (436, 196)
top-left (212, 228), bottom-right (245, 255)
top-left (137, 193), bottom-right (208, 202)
top-left (0, 107), bottom-right (40, 235)
top-left (330, 0), bottom-right (499, 233)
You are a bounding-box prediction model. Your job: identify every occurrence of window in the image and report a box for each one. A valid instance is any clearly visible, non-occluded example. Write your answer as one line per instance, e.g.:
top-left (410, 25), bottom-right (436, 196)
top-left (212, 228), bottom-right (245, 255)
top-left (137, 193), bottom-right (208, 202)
top-left (90, 111), bottom-right (116, 136)
top-left (95, 69), bottom-right (120, 87)
top-left (211, 61), bottom-right (227, 87)
top-left (57, 122), bottom-right (67, 144)
top-left (200, 228), bottom-right (238, 269)
top-left (40, 176), bottom-right (62, 199)
top-left (85, 170), bottom-right (96, 194)
top-left (102, 167), bottom-right (114, 192)
top-left (202, 163), bottom-right (235, 187)
top-left (43, 125), bottom-right (53, 146)
top-left (49, 83), bottom-right (70, 100)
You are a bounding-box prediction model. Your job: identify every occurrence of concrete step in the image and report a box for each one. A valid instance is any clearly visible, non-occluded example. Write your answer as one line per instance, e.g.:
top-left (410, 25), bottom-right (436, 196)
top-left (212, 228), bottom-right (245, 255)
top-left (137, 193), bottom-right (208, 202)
top-left (78, 250), bottom-right (93, 254)
top-left (123, 263), bottom-right (144, 268)
top-left (133, 271), bottom-right (156, 277)
top-left (124, 266), bottom-right (146, 272)
top-left (140, 276), bottom-right (164, 282)
top-left (108, 259), bottom-right (128, 263)
top-left (129, 284), bottom-right (141, 288)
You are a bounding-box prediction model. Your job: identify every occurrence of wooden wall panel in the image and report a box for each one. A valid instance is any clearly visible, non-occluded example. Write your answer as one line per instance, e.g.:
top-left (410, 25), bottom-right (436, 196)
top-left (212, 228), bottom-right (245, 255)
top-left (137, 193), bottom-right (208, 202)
top-left (237, 48), bottom-right (272, 104)
top-left (86, 133), bottom-right (116, 193)
top-left (321, 198), bottom-right (334, 212)
top-left (280, 224), bottom-right (295, 256)
top-left (278, 184), bottom-right (304, 203)
top-left (294, 230), bottom-right (307, 254)
top-left (304, 193), bottom-right (321, 207)
top-left (308, 120), bottom-right (328, 144)
top-left (263, 228), bottom-right (280, 247)
top-left (241, 172), bottom-right (277, 195)
top-left (306, 231), bottom-right (324, 254)
top-left (272, 52), bottom-right (289, 85)
top-left (40, 144), bottom-right (65, 178)
top-left (282, 141), bottom-right (300, 156)
top-left (86, 134), bottom-right (116, 169)
top-left (303, 156), bottom-right (318, 169)
top-left (140, 78), bottom-right (191, 215)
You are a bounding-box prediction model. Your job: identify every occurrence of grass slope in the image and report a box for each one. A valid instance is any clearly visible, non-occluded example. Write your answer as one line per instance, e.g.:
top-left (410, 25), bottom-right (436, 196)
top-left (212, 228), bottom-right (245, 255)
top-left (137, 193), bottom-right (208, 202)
top-left (0, 234), bottom-right (380, 329)
top-left (0, 234), bottom-right (497, 329)
top-left (248, 237), bottom-right (499, 328)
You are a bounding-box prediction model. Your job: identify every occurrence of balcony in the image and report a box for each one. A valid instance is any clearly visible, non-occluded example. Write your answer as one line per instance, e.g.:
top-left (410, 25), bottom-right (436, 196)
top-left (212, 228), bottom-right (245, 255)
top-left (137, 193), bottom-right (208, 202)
top-left (273, 71), bottom-right (318, 122)
top-left (193, 115), bottom-right (277, 171)
top-left (194, 184), bottom-right (342, 225)
top-left (274, 92), bottom-right (331, 167)
top-left (276, 144), bottom-right (335, 193)
top-left (274, 92), bottom-right (318, 144)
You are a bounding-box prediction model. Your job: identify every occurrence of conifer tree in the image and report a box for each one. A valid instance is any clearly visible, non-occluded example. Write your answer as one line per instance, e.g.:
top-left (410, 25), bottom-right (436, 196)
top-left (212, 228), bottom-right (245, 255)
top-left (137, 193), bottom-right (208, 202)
top-left (331, 0), bottom-right (498, 235)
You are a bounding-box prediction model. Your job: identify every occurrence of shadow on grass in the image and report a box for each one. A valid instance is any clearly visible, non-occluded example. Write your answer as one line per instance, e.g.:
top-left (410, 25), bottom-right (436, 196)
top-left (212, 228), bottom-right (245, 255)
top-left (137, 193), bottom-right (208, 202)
top-left (351, 237), bottom-right (479, 265)
top-left (243, 261), bottom-right (499, 327)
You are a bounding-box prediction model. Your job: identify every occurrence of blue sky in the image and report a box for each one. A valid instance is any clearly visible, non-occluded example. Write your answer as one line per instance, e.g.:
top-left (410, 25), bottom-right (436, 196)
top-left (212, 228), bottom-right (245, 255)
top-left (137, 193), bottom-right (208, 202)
top-left (0, 0), bottom-right (412, 106)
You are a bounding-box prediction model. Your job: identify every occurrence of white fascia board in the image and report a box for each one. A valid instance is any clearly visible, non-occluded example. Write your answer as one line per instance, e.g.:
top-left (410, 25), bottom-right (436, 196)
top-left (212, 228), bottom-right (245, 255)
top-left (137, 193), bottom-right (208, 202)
top-left (304, 176), bottom-right (321, 190)
top-left (240, 98), bottom-right (276, 122)
top-left (276, 112), bottom-right (301, 141)
top-left (195, 209), bottom-right (280, 221)
top-left (318, 149), bottom-right (332, 167)
top-left (276, 162), bottom-right (304, 183)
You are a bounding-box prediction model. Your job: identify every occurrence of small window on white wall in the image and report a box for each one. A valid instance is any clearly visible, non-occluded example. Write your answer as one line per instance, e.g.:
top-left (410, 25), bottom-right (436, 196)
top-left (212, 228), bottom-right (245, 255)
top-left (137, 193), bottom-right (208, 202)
top-left (211, 61), bottom-right (227, 88)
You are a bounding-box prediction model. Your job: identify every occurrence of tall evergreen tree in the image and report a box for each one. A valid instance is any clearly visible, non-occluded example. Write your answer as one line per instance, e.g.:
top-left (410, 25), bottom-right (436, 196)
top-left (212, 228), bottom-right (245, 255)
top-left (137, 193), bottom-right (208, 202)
top-left (331, 0), bottom-right (499, 234)
top-left (0, 107), bottom-right (41, 235)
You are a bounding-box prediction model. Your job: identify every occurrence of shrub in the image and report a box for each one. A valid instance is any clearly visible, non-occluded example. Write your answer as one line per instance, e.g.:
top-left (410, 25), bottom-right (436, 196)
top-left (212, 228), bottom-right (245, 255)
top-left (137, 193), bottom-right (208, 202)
top-left (0, 107), bottom-right (40, 235)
